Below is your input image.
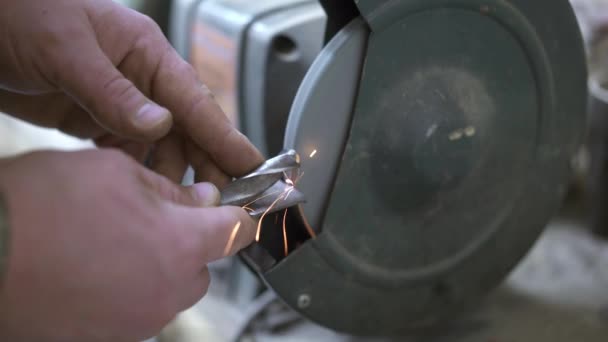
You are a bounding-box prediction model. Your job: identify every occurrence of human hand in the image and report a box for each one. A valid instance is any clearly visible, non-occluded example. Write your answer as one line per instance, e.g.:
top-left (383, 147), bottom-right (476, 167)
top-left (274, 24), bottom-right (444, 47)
top-left (0, 0), bottom-right (263, 185)
top-left (0, 149), bottom-right (255, 341)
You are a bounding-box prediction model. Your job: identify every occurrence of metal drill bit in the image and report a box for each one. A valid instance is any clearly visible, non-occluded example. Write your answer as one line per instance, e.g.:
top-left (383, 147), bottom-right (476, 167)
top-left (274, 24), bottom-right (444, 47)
top-left (220, 149), bottom-right (305, 217)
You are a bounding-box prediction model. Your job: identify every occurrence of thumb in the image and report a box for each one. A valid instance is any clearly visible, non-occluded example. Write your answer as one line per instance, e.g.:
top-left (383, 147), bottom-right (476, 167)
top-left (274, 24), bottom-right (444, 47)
top-left (138, 166), bottom-right (220, 207)
top-left (54, 40), bottom-right (172, 142)
top-left (175, 206), bottom-right (257, 262)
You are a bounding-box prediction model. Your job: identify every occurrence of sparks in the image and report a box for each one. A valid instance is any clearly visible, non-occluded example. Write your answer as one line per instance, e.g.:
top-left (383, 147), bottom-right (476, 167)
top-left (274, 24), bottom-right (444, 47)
top-left (282, 209), bottom-right (289, 256)
top-left (300, 213), bottom-right (317, 238)
top-left (309, 150), bottom-right (317, 158)
top-left (241, 189), bottom-right (284, 210)
top-left (255, 192), bottom-right (288, 242)
top-left (223, 221), bottom-right (241, 256)
top-left (283, 186), bottom-right (295, 201)
top-left (252, 166), bottom-right (307, 244)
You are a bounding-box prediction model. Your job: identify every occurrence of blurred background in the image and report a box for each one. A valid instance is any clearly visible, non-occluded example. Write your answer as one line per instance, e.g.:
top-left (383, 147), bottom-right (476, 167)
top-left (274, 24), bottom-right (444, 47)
top-left (1, 0), bottom-right (608, 341)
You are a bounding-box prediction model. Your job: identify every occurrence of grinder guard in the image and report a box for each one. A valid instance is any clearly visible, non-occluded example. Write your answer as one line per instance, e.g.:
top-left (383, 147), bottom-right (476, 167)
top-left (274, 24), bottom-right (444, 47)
top-left (239, 0), bottom-right (587, 337)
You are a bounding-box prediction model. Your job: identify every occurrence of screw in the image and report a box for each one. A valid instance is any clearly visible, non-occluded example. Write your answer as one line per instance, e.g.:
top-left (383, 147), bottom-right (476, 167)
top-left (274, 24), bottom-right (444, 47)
top-left (297, 294), bottom-right (311, 309)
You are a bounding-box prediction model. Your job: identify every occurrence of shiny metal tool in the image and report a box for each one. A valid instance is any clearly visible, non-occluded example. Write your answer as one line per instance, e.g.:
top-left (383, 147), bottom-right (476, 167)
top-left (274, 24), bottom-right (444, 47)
top-left (220, 149), bottom-right (305, 217)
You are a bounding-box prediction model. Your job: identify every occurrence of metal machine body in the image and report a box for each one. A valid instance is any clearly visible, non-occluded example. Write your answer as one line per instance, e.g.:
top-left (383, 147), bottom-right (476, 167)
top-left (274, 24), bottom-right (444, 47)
top-left (187, 0), bottom-right (326, 156)
top-left (172, 0), bottom-right (588, 337)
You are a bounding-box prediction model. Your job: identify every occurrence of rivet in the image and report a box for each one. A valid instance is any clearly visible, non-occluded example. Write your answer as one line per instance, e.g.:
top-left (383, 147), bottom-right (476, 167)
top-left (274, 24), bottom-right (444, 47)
top-left (297, 294), bottom-right (311, 309)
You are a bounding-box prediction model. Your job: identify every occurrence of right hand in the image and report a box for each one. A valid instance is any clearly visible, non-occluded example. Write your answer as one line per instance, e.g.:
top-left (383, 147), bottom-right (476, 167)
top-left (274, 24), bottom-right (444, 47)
top-left (0, 149), bottom-right (255, 342)
top-left (0, 0), bottom-right (264, 186)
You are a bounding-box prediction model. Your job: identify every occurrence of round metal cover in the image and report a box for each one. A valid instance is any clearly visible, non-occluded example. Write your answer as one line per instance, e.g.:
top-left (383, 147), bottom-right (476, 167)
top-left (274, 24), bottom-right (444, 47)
top-left (243, 0), bottom-right (587, 336)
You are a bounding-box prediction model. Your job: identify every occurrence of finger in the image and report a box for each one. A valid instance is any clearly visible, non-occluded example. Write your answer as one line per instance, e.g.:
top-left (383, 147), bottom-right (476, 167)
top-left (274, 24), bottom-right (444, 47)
top-left (149, 48), bottom-right (264, 176)
top-left (58, 108), bottom-right (106, 140)
top-left (48, 32), bottom-right (172, 142)
top-left (0, 90), bottom-right (104, 139)
top-left (150, 133), bottom-right (188, 183)
top-left (175, 268), bottom-right (210, 312)
top-left (185, 139), bottom-right (231, 189)
top-left (138, 167), bottom-right (220, 207)
top-left (174, 206), bottom-right (256, 263)
top-left (95, 135), bottom-right (151, 163)
top-left (89, 4), bottom-right (263, 175)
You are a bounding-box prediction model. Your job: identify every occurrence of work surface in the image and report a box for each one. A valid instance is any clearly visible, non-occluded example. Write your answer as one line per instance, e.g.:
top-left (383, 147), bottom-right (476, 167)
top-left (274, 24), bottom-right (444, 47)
top-left (179, 220), bottom-right (608, 342)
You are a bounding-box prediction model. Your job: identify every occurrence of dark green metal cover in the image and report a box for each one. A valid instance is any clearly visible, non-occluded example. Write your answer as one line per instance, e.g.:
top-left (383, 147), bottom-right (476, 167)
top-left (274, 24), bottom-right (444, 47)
top-left (249, 0), bottom-right (587, 336)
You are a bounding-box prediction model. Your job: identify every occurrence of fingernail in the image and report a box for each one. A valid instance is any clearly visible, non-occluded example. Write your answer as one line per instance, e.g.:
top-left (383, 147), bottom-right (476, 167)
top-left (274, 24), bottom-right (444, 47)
top-left (134, 103), bottom-right (170, 129)
top-left (192, 182), bottom-right (220, 207)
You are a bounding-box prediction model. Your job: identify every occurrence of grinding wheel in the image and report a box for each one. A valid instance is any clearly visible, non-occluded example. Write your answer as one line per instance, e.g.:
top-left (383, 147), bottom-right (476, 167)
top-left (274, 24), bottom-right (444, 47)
top-left (241, 0), bottom-right (587, 336)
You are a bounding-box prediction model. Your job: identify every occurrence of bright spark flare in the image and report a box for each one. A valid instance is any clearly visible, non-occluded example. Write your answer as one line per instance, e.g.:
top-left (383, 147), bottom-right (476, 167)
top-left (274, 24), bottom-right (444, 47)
top-left (309, 150), bottom-right (317, 158)
top-left (294, 171), bottom-right (304, 184)
top-left (282, 209), bottom-right (289, 256)
top-left (252, 165), bottom-right (308, 245)
top-left (283, 186), bottom-right (295, 201)
top-left (223, 221), bottom-right (241, 256)
top-left (255, 192), bottom-right (287, 242)
top-left (242, 189), bottom-right (284, 209)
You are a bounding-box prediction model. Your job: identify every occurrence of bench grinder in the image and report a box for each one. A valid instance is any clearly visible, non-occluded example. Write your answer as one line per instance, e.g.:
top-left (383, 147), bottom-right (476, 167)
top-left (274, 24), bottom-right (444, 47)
top-left (176, 0), bottom-right (587, 336)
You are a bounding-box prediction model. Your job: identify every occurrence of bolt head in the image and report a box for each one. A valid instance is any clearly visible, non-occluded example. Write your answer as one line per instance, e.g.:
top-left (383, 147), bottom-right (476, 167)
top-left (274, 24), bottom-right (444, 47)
top-left (297, 294), bottom-right (311, 309)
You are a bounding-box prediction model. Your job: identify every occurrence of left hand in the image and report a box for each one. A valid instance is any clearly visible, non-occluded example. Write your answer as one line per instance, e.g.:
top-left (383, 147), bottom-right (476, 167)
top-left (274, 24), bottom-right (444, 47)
top-left (0, 0), bottom-right (263, 185)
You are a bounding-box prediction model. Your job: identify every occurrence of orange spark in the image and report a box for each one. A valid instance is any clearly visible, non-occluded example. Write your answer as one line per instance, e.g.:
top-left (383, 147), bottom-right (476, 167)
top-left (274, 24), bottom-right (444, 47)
top-left (252, 168), bottom-right (306, 243)
top-left (309, 150), bottom-right (317, 158)
top-left (242, 189), bottom-right (283, 209)
top-left (282, 209), bottom-right (289, 256)
top-left (300, 210), bottom-right (317, 238)
top-left (223, 221), bottom-right (241, 256)
top-left (294, 171), bottom-right (304, 184)
top-left (255, 192), bottom-right (287, 241)
top-left (283, 186), bottom-right (295, 201)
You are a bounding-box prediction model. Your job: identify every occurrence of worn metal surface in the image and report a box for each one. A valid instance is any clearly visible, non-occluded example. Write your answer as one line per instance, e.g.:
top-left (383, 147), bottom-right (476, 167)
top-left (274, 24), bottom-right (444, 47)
top-left (282, 17), bottom-right (368, 233)
top-left (260, 0), bottom-right (587, 336)
top-left (220, 150), bottom-right (304, 217)
top-left (168, 0), bottom-right (204, 58)
top-left (242, 1), bottom-right (326, 157)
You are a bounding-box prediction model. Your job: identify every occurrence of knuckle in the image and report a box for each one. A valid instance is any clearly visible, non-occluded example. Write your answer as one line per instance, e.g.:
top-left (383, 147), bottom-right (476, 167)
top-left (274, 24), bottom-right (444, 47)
top-left (183, 92), bottom-right (208, 122)
top-left (199, 82), bottom-right (215, 100)
top-left (178, 60), bottom-right (198, 78)
top-left (137, 14), bottom-right (163, 36)
top-left (38, 39), bottom-right (68, 84)
top-left (37, 23), bottom-right (88, 83)
top-left (101, 74), bottom-right (134, 102)
top-left (169, 58), bottom-right (199, 86)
